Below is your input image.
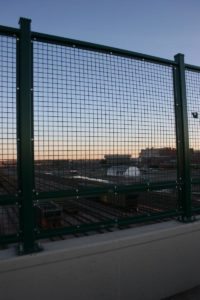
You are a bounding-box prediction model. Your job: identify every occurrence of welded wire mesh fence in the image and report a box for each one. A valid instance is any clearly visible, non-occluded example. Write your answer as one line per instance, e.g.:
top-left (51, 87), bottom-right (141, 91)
top-left (0, 34), bottom-right (19, 241)
top-left (0, 35), bottom-right (17, 196)
top-left (0, 18), bottom-right (199, 253)
top-left (186, 69), bottom-right (200, 209)
top-left (33, 40), bottom-right (178, 234)
top-left (33, 42), bottom-right (177, 189)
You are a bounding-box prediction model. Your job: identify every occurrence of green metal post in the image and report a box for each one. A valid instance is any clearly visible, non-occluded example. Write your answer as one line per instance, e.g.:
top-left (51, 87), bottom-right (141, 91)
top-left (174, 54), bottom-right (193, 221)
top-left (17, 18), bottom-right (41, 254)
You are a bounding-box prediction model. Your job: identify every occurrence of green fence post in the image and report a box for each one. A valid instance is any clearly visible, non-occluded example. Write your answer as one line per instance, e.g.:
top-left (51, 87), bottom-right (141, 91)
top-left (17, 18), bottom-right (41, 254)
top-left (174, 54), bottom-right (193, 221)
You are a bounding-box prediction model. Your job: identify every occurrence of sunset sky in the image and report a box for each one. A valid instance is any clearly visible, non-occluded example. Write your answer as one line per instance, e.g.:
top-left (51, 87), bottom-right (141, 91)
top-left (0, 0), bottom-right (200, 161)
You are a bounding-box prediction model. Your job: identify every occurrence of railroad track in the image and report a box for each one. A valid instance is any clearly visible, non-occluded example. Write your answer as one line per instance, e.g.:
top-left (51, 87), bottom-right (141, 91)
top-left (1, 169), bottom-right (200, 242)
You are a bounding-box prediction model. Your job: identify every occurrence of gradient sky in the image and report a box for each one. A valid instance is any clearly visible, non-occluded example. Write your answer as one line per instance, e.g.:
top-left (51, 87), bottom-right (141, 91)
top-left (0, 0), bottom-right (200, 65)
top-left (1, 0), bottom-right (200, 162)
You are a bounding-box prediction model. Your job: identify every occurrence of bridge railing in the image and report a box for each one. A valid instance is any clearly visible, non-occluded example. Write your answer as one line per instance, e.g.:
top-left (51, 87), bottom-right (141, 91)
top-left (0, 18), bottom-right (198, 254)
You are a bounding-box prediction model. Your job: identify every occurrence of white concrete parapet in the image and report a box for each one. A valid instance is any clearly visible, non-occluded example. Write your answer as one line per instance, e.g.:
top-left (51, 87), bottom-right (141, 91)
top-left (1, 219), bottom-right (200, 300)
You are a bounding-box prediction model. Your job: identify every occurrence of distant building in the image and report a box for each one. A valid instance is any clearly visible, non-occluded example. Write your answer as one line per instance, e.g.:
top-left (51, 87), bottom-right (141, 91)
top-left (104, 154), bottom-right (131, 165)
top-left (139, 147), bottom-right (176, 159)
top-left (107, 166), bottom-right (140, 177)
top-left (139, 148), bottom-right (161, 158)
top-left (139, 147), bottom-right (177, 168)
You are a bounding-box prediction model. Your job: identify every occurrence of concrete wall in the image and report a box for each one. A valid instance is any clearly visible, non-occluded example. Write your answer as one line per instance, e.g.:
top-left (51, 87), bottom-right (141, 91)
top-left (1, 219), bottom-right (200, 300)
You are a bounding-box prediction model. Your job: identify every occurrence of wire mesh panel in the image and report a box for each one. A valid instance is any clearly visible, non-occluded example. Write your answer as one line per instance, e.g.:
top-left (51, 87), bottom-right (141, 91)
top-left (33, 41), bottom-right (177, 195)
top-left (0, 35), bottom-right (17, 196)
top-left (0, 205), bottom-right (19, 236)
top-left (35, 188), bottom-right (177, 233)
top-left (186, 69), bottom-right (200, 207)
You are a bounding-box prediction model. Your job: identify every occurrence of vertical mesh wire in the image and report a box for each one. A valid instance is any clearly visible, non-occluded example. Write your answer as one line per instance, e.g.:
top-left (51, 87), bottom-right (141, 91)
top-left (186, 69), bottom-right (200, 208)
top-left (0, 35), bottom-right (17, 196)
top-left (33, 41), bottom-right (178, 231)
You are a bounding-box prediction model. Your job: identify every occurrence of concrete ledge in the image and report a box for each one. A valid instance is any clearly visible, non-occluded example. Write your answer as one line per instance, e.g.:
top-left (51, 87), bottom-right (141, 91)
top-left (1, 219), bottom-right (200, 300)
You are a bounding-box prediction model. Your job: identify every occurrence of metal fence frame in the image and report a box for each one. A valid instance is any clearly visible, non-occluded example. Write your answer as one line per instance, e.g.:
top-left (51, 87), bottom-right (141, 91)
top-left (0, 18), bottom-right (199, 254)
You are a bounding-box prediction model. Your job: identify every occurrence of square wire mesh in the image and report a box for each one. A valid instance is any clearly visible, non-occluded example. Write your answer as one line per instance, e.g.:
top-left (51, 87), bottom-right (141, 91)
top-left (33, 41), bottom-right (177, 195)
top-left (0, 35), bottom-right (17, 196)
top-left (0, 205), bottom-right (19, 236)
top-left (191, 184), bottom-right (200, 208)
top-left (186, 69), bottom-right (200, 207)
top-left (36, 188), bottom-right (177, 231)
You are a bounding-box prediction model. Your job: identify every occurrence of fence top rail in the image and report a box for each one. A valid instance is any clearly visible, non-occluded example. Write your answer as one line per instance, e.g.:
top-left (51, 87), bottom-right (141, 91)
top-left (31, 31), bottom-right (177, 67)
top-left (0, 25), bottom-right (20, 37)
top-left (1, 22), bottom-right (200, 71)
top-left (185, 63), bottom-right (200, 73)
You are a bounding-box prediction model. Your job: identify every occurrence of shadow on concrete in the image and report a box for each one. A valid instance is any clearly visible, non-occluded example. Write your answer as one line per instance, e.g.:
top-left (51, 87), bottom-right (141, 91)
top-left (164, 285), bottom-right (200, 300)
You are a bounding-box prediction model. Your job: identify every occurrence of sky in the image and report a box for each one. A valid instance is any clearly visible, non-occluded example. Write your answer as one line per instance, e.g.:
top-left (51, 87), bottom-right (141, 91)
top-left (1, 0), bottom-right (200, 162)
top-left (0, 0), bottom-right (200, 66)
